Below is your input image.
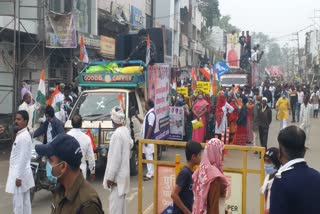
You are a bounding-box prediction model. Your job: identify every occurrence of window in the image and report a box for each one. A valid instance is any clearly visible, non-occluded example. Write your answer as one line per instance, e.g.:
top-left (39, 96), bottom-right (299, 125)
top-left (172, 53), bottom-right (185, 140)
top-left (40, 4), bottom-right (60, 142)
top-left (129, 92), bottom-right (139, 115)
top-left (48, 0), bottom-right (72, 13)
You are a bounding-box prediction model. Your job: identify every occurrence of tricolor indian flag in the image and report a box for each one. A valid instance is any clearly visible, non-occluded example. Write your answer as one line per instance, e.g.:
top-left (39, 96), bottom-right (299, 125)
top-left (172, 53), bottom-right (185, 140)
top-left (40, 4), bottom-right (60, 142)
top-left (80, 34), bottom-right (89, 63)
top-left (264, 67), bottom-right (271, 78)
top-left (36, 70), bottom-right (46, 108)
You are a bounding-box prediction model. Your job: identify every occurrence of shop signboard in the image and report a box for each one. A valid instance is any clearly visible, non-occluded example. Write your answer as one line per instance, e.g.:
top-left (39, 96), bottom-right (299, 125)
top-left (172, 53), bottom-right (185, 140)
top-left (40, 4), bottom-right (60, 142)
top-left (100, 36), bottom-right (115, 58)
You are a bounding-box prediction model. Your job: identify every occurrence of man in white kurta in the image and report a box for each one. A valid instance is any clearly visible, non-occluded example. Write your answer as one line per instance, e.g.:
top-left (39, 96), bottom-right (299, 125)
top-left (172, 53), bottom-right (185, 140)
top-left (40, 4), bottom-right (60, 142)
top-left (18, 92), bottom-right (36, 132)
top-left (300, 96), bottom-right (313, 147)
top-left (67, 114), bottom-right (95, 179)
top-left (6, 110), bottom-right (34, 214)
top-left (103, 107), bottom-right (133, 214)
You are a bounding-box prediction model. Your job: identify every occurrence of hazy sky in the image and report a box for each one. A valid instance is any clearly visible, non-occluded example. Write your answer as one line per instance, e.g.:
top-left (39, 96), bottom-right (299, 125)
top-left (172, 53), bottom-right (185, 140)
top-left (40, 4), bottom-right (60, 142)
top-left (219, 0), bottom-right (320, 46)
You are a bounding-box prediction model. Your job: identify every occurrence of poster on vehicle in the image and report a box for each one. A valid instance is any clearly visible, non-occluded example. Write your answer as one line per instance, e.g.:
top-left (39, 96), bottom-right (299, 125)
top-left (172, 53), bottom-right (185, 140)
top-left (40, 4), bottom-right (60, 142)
top-left (157, 166), bottom-right (176, 214)
top-left (226, 34), bottom-right (241, 68)
top-left (168, 107), bottom-right (184, 140)
top-left (225, 172), bottom-right (243, 214)
top-left (177, 87), bottom-right (188, 97)
top-left (46, 12), bottom-right (77, 48)
top-left (147, 64), bottom-right (170, 140)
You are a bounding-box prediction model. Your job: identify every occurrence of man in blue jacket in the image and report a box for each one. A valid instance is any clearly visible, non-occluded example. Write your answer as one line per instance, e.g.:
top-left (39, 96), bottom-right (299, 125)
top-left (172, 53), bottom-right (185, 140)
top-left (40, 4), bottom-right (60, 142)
top-left (34, 105), bottom-right (65, 144)
top-left (270, 126), bottom-right (320, 214)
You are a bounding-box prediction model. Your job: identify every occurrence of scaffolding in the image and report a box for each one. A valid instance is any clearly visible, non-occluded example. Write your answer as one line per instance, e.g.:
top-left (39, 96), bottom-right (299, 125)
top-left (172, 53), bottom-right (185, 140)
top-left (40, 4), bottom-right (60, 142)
top-left (0, 0), bottom-right (46, 115)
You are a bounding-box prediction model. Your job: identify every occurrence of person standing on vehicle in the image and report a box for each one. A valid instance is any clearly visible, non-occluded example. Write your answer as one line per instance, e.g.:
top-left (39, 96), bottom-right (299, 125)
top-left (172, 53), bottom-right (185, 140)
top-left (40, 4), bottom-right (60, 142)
top-left (67, 114), bottom-right (95, 180)
top-left (103, 106), bottom-right (133, 214)
top-left (34, 105), bottom-right (65, 144)
top-left (135, 99), bottom-right (156, 181)
top-left (35, 134), bottom-right (104, 213)
top-left (6, 110), bottom-right (34, 214)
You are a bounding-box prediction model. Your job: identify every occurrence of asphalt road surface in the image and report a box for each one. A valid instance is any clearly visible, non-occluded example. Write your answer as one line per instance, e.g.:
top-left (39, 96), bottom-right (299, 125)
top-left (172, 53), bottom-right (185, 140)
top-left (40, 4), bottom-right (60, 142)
top-left (1, 111), bottom-right (320, 214)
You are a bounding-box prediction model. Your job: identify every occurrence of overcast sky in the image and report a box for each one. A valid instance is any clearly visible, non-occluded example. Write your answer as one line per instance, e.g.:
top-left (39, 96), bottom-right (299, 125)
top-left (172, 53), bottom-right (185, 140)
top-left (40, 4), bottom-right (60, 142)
top-left (219, 0), bottom-right (320, 46)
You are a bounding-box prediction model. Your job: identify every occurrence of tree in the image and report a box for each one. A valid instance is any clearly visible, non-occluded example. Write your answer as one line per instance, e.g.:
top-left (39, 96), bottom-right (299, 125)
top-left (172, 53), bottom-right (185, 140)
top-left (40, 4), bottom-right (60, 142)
top-left (217, 15), bottom-right (239, 33)
top-left (200, 0), bottom-right (221, 29)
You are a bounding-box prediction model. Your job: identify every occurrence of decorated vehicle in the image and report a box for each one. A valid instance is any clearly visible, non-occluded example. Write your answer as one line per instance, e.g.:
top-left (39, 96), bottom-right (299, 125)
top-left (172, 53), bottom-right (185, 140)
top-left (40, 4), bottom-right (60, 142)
top-left (65, 60), bottom-right (170, 175)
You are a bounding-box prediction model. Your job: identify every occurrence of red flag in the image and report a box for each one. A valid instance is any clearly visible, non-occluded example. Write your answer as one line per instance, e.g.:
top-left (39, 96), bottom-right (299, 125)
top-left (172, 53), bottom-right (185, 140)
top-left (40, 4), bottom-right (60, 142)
top-left (86, 129), bottom-right (96, 151)
top-left (46, 85), bottom-right (59, 106)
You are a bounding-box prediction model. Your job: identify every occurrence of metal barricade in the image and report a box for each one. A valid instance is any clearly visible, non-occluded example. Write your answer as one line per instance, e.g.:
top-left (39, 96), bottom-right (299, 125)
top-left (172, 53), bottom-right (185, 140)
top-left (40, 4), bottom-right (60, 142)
top-left (138, 139), bottom-right (265, 214)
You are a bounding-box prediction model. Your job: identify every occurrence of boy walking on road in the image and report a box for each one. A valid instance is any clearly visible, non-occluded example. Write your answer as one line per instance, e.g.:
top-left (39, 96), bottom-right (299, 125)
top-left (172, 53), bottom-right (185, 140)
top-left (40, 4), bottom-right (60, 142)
top-left (171, 141), bottom-right (202, 214)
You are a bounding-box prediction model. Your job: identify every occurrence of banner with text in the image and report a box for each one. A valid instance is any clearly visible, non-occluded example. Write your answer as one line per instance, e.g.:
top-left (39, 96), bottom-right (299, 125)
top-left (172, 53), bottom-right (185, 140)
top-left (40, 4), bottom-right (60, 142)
top-left (46, 12), bottom-right (77, 48)
top-left (225, 172), bottom-right (243, 214)
top-left (196, 81), bottom-right (211, 95)
top-left (177, 87), bottom-right (188, 97)
top-left (148, 64), bottom-right (170, 139)
top-left (157, 166), bottom-right (176, 213)
top-left (168, 107), bottom-right (184, 140)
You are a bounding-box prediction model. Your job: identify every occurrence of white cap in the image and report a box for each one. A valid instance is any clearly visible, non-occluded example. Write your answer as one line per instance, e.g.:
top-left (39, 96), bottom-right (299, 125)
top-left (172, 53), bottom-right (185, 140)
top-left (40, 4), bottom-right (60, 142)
top-left (262, 97), bottom-right (268, 102)
top-left (111, 106), bottom-right (125, 124)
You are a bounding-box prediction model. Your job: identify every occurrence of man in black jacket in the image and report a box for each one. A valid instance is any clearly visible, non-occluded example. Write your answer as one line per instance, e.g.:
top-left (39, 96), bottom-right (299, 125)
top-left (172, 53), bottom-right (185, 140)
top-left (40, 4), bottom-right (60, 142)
top-left (34, 105), bottom-right (65, 144)
top-left (257, 97), bottom-right (272, 150)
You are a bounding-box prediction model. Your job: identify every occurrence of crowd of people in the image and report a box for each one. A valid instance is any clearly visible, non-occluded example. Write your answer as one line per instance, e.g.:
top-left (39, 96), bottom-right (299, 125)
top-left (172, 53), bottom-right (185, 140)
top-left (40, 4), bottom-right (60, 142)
top-left (173, 80), bottom-right (319, 152)
top-left (3, 78), bottom-right (320, 214)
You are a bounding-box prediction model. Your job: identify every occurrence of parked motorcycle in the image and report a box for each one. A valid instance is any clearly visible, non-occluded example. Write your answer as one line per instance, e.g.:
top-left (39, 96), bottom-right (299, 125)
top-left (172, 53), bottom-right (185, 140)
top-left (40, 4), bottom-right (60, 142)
top-left (30, 140), bottom-right (56, 203)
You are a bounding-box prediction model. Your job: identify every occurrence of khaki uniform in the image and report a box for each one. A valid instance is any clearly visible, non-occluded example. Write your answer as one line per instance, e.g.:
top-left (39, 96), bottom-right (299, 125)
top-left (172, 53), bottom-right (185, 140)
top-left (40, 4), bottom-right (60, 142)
top-left (51, 173), bottom-right (103, 214)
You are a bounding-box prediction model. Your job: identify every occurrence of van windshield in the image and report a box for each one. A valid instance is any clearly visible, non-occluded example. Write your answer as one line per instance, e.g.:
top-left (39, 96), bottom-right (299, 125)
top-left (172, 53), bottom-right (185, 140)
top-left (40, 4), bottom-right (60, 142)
top-left (70, 92), bottom-right (126, 121)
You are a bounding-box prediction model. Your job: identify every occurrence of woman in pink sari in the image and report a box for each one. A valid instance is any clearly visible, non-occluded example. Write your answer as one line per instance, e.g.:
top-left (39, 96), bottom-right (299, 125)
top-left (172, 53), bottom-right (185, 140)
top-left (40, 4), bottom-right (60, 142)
top-left (192, 92), bottom-right (209, 143)
top-left (192, 138), bottom-right (229, 214)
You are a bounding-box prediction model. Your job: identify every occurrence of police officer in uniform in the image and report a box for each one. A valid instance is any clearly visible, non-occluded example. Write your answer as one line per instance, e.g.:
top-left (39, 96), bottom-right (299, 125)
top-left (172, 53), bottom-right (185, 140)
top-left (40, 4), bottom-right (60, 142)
top-left (36, 134), bottom-right (104, 214)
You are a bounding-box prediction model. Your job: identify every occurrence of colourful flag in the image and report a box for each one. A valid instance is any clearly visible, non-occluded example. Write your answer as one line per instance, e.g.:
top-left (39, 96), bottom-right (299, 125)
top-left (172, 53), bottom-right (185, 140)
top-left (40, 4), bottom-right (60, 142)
top-left (211, 69), bottom-right (218, 96)
top-left (118, 93), bottom-right (125, 110)
top-left (86, 129), bottom-right (97, 151)
top-left (146, 34), bottom-right (150, 65)
top-left (46, 85), bottom-right (59, 106)
top-left (214, 61), bottom-right (231, 79)
top-left (36, 70), bottom-right (46, 108)
top-left (80, 35), bottom-right (89, 63)
top-left (264, 67), bottom-right (271, 77)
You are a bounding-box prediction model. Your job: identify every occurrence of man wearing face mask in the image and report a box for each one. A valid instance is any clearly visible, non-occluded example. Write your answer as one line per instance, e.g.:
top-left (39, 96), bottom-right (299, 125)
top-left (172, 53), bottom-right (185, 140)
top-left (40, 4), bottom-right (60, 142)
top-left (35, 134), bottom-right (104, 213)
top-left (270, 126), bottom-right (320, 214)
top-left (6, 110), bottom-right (34, 214)
top-left (103, 106), bottom-right (133, 214)
top-left (260, 147), bottom-right (281, 214)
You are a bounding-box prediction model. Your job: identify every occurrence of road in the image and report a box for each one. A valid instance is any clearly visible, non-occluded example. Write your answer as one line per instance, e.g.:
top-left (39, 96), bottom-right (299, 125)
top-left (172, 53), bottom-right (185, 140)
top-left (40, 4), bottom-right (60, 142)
top-left (1, 111), bottom-right (320, 214)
